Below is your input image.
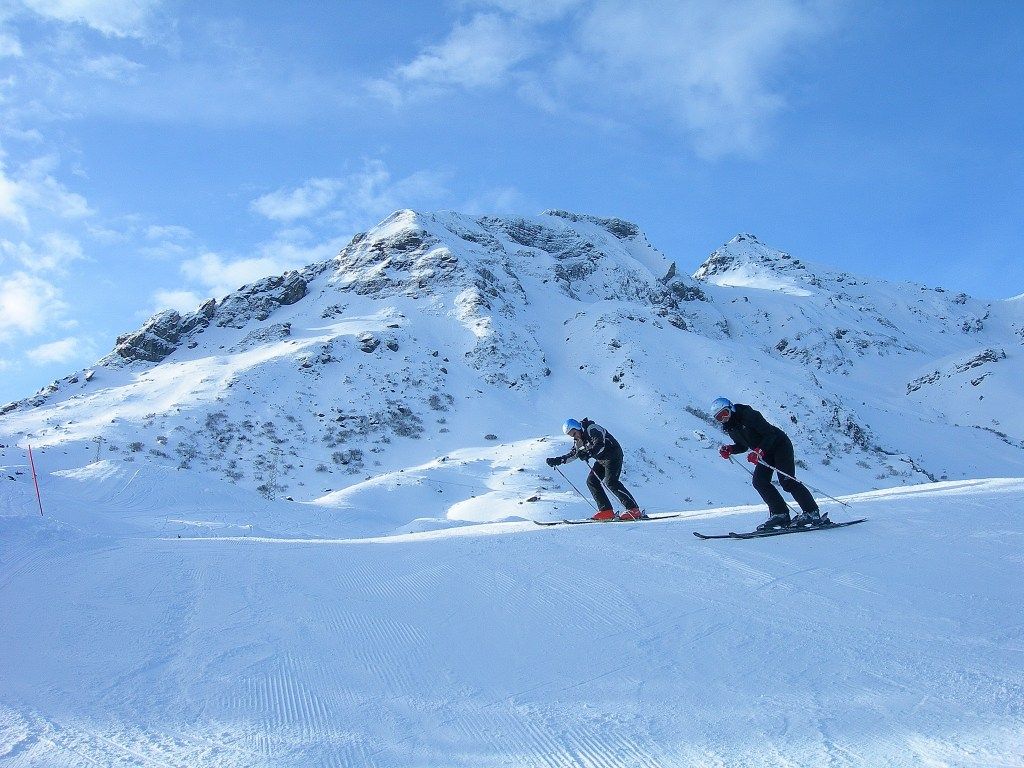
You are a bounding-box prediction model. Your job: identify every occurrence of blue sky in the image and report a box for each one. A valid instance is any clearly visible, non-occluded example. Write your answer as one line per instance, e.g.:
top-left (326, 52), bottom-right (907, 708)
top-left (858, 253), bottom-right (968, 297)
top-left (0, 0), bottom-right (1022, 404)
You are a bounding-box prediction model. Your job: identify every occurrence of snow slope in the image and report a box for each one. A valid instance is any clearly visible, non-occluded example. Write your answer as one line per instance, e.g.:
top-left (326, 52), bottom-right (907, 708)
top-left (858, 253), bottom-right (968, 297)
top-left (1, 470), bottom-right (1022, 767)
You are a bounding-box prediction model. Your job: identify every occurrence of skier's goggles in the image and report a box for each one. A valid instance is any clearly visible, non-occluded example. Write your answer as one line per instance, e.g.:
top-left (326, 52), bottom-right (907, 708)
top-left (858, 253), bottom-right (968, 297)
top-left (714, 407), bottom-right (731, 422)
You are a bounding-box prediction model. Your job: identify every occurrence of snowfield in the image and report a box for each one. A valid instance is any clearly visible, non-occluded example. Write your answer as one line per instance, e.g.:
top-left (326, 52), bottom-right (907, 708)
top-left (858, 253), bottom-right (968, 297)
top-left (2, 210), bottom-right (1023, 765)
top-left (1, 468), bottom-right (1022, 767)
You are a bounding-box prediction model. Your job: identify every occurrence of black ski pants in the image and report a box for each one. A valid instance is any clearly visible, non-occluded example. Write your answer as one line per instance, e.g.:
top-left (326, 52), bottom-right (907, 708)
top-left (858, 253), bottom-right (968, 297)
top-left (751, 435), bottom-right (818, 517)
top-left (586, 445), bottom-right (639, 512)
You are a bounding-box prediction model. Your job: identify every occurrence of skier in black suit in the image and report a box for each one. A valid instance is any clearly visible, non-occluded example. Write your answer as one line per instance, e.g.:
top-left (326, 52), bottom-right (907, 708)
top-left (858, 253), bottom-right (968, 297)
top-left (712, 397), bottom-right (823, 531)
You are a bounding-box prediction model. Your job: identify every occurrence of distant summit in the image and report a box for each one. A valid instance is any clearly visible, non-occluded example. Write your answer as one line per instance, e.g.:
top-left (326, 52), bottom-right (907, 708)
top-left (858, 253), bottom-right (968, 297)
top-left (693, 233), bottom-right (816, 296)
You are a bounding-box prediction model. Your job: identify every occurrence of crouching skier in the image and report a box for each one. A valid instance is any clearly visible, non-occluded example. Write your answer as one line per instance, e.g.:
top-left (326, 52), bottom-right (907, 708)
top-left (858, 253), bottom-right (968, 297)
top-left (546, 418), bottom-right (643, 521)
top-left (711, 397), bottom-right (824, 531)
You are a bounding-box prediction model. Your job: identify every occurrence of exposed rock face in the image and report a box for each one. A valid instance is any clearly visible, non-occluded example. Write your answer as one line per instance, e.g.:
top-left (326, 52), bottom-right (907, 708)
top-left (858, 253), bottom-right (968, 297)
top-left (216, 272), bottom-right (309, 329)
top-left (106, 270), bottom-right (311, 366)
top-left (109, 299), bottom-right (217, 364)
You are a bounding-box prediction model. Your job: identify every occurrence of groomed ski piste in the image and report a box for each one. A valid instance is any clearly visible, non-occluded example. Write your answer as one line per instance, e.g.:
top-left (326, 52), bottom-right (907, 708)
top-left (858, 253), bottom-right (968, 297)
top-left (2, 464), bottom-right (1022, 767)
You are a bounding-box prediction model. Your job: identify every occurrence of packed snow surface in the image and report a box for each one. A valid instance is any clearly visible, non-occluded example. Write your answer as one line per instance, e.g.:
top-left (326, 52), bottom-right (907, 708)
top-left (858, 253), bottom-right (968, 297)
top-left (1, 466), bottom-right (1021, 767)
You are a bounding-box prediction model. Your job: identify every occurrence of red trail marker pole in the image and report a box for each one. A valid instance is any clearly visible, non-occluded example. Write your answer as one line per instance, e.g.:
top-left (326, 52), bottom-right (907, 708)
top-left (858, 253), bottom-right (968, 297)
top-left (27, 445), bottom-right (44, 517)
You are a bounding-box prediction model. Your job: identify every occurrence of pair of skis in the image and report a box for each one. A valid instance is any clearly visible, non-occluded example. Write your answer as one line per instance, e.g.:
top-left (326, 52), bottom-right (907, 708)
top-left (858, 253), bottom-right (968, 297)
top-left (692, 518), bottom-right (867, 540)
top-left (535, 513), bottom-right (867, 538)
top-left (534, 512), bottom-right (681, 527)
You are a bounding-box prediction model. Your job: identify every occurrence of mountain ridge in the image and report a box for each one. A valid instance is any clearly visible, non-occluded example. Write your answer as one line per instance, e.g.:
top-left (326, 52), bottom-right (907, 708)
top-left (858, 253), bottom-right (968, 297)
top-left (2, 209), bottom-right (1022, 536)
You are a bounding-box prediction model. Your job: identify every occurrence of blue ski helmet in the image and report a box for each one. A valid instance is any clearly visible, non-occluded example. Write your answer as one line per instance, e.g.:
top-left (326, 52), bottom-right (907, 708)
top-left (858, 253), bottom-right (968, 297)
top-left (562, 418), bottom-right (582, 435)
top-left (710, 397), bottom-right (734, 421)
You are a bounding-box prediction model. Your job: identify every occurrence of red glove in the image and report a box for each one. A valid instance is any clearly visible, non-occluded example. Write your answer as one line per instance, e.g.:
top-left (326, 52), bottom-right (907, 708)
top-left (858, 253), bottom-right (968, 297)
top-left (747, 447), bottom-right (765, 464)
top-left (718, 445), bottom-right (731, 460)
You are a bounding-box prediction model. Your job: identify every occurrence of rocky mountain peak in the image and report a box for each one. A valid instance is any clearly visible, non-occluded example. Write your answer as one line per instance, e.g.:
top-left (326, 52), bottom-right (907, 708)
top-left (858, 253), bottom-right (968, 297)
top-left (692, 233), bottom-right (809, 285)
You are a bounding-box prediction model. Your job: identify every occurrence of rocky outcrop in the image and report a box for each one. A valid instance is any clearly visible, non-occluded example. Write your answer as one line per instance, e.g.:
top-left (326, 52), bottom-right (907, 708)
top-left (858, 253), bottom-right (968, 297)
top-left (105, 269), bottom-right (310, 365)
top-left (109, 299), bottom-right (217, 364)
top-left (215, 271), bottom-right (309, 329)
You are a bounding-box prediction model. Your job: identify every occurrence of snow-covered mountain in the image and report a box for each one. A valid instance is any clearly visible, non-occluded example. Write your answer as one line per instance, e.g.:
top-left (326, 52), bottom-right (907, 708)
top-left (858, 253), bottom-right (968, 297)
top-left (2, 210), bottom-right (1023, 535)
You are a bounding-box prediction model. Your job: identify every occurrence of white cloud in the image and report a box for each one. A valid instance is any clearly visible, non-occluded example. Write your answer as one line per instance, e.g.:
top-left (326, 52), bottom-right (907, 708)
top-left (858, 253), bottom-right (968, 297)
top-left (571, 0), bottom-right (831, 157)
top-left (323, 163), bottom-right (451, 232)
top-left (251, 161), bottom-right (451, 232)
top-left (0, 154), bottom-right (92, 230)
top-left (396, 13), bottom-right (536, 89)
top-left (25, 335), bottom-right (82, 364)
top-left (180, 250), bottom-right (307, 300)
top-left (179, 231), bottom-right (349, 301)
top-left (460, 186), bottom-right (532, 216)
top-left (0, 29), bottom-right (23, 57)
top-left (0, 271), bottom-right (67, 341)
top-left (145, 224), bottom-right (192, 241)
top-left (19, 155), bottom-right (92, 218)
top-left (1, 231), bottom-right (84, 272)
top-left (82, 53), bottom-right (144, 81)
top-left (388, 0), bottom-right (838, 158)
top-left (251, 178), bottom-right (345, 222)
top-left (0, 162), bottom-right (25, 227)
top-left (459, 0), bottom-right (584, 22)
top-left (137, 240), bottom-right (188, 260)
top-left (21, 0), bottom-right (165, 39)
top-left (151, 288), bottom-right (205, 314)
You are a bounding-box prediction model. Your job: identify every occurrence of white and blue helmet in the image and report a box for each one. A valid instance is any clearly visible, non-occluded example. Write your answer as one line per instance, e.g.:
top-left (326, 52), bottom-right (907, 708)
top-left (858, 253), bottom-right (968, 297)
top-left (710, 397), bottom-right (734, 418)
top-left (562, 418), bottom-right (582, 435)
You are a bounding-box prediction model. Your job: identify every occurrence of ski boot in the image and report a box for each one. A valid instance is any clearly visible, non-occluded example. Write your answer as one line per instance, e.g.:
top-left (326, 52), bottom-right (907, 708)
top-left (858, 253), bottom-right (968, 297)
top-left (756, 512), bottom-right (791, 531)
top-left (791, 509), bottom-right (822, 527)
top-left (618, 508), bottom-right (644, 521)
top-left (591, 509), bottom-right (616, 521)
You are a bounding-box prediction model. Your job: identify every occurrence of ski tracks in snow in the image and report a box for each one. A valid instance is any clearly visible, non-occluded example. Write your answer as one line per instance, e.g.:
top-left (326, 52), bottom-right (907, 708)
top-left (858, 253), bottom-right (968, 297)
top-left (3, 481), bottom-right (1024, 766)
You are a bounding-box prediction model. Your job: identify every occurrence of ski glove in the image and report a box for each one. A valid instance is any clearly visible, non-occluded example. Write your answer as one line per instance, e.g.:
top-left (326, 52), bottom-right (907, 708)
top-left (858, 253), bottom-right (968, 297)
top-left (719, 445), bottom-right (732, 460)
top-left (747, 447), bottom-right (765, 464)
top-left (545, 456), bottom-right (562, 467)
top-left (576, 448), bottom-right (591, 462)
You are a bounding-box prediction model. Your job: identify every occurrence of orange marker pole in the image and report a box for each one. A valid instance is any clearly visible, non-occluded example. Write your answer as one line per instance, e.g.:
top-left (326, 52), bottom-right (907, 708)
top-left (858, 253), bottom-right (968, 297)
top-left (27, 445), bottom-right (44, 517)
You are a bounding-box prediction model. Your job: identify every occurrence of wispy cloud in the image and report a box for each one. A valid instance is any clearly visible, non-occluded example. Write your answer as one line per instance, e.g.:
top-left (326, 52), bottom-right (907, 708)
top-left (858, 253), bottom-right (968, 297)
top-left (458, 0), bottom-right (584, 23)
top-left (1, 7), bottom-right (362, 131)
top-left (20, 0), bottom-right (166, 39)
top-left (0, 29), bottom-right (23, 57)
top-left (460, 186), bottom-right (533, 216)
top-left (251, 178), bottom-right (346, 223)
top-left (0, 153), bottom-right (93, 231)
top-left (384, 0), bottom-right (840, 158)
top-left (0, 271), bottom-right (67, 342)
top-left (571, 0), bottom-right (832, 157)
top-left (179, 252), bottom-right (284, 300)
top-left (174, 237), bottom-right (344, 302)
top-left (1, 231), bottom-right (85, 273)
top-left (251, 160), bottom-right (451, 232)
top-left (395, 13), bottom-right (536, 89)
top-left (82, 53), bottom-right (144, 82)
top-left (26, 335), bottom-right (87, 364)
top-left (145, 224), bottom-right (192, 241)
top-left (150, 288), bottom-right (205, 314)
top-left (176, 231), bottom-right (346, 302)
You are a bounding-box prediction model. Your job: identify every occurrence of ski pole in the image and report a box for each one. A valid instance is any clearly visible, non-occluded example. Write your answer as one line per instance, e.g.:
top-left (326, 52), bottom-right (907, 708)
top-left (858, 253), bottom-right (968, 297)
top-left (729, 455), bottom-right (798, 515)
top-left (754, 457), bottom-right (851, 509)
top-left (555, 465), bottom-right (597, 512)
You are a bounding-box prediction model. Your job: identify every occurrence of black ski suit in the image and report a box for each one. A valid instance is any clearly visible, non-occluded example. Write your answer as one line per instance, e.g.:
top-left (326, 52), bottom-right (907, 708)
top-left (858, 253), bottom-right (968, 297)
top-left (551, 419), bottom-right (639, 513)
top-left (721, 404), bottom-right (818, 518)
